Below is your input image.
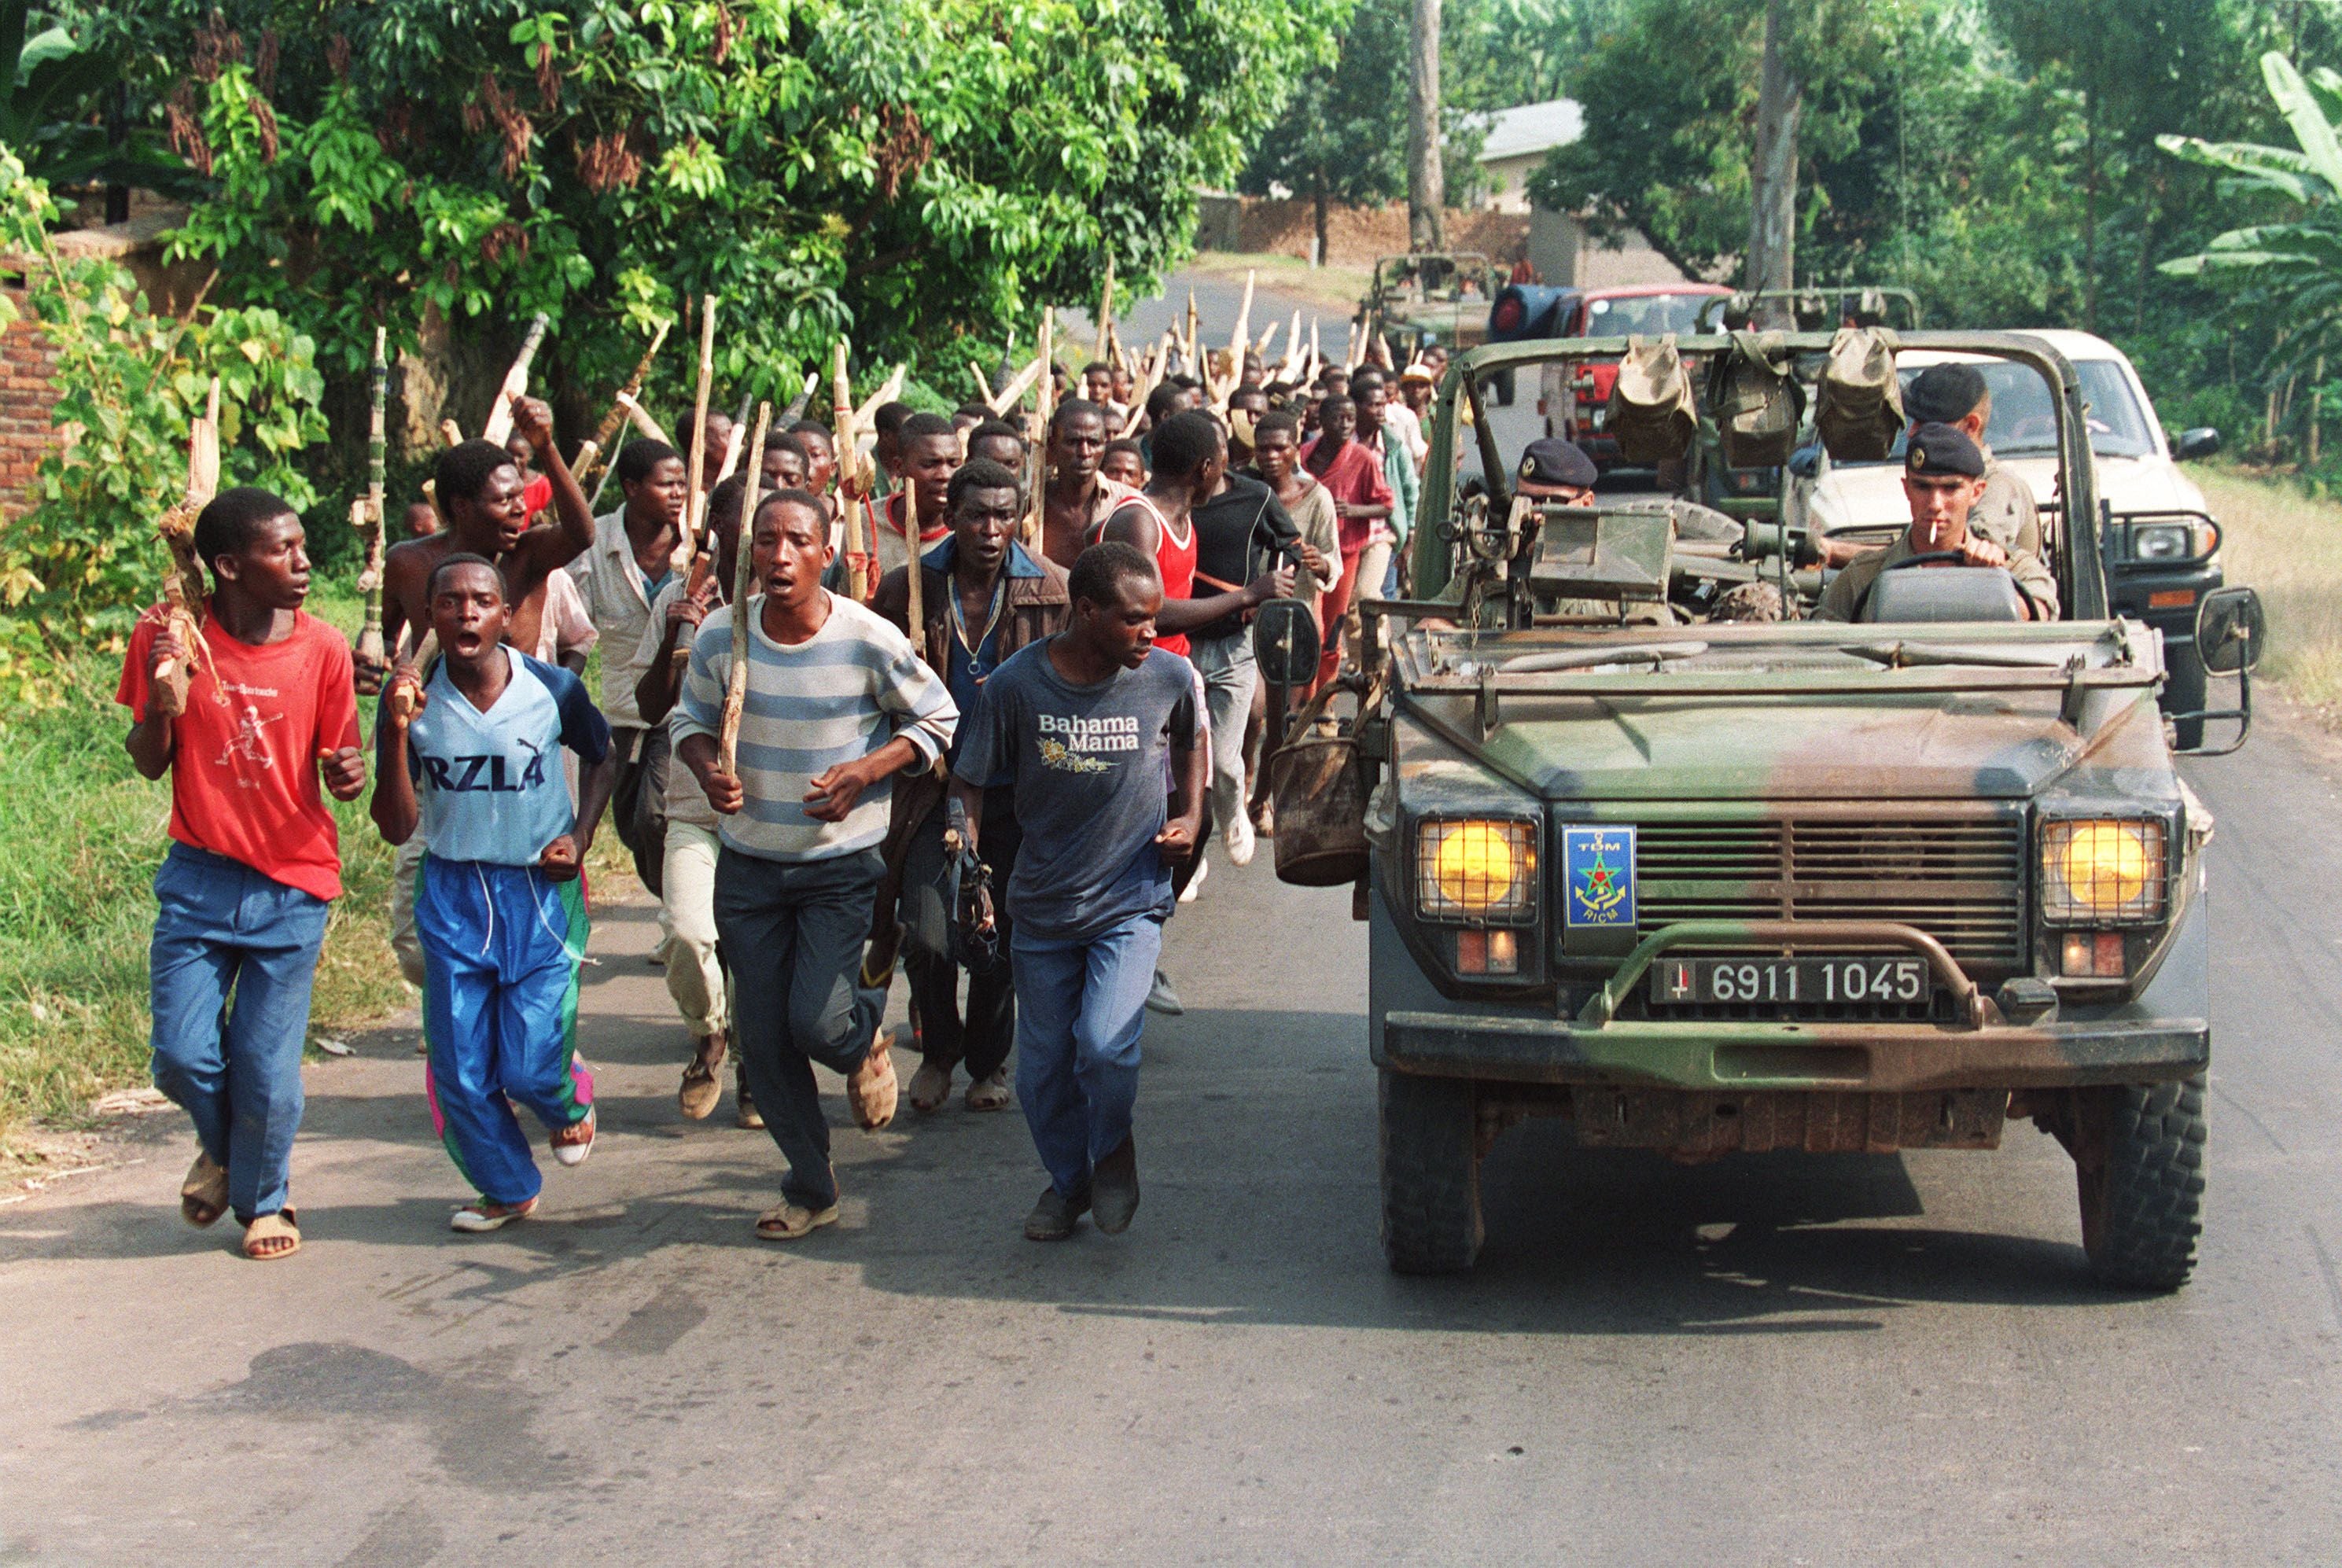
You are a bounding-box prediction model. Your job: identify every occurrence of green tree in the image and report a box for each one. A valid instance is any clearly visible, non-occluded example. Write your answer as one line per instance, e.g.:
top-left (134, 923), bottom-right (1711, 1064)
top-left (90, 0), bottom-right (1337, 517)
top-left (1242, 0), bottom-right (1409, 259)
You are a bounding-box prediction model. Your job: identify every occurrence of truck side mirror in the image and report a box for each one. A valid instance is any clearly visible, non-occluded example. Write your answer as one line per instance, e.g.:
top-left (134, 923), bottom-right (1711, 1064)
top-left (1253, 597), bottom-right (1322, 687)
top-left (2173, 585), bottom-right (2263, 756)
top-left (2172, 426), bottom-right (2222, 462)
top-left (2197, 585), bottom-right (2263, 674)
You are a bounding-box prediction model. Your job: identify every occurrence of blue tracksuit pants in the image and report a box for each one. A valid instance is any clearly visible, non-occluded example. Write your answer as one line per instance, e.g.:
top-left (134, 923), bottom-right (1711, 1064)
top-left (414, 855), bottom-right (593, 1206)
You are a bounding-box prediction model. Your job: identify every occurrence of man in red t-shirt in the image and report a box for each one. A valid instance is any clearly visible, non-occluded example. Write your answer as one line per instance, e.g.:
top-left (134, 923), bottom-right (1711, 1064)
top-left (1298, 394), bottom-right (1393, 689)
top-left (119, 488), bottom-right (367, 1261)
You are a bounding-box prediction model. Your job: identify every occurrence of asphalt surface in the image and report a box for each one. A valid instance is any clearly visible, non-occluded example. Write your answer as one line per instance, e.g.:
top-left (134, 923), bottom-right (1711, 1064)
top-left (2, 698), bottom-right (2336, 1562)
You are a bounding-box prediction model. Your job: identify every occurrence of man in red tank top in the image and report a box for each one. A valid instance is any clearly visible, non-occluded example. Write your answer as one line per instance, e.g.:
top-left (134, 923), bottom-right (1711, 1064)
top-left (1099, 410), bottom-right (1288, 659)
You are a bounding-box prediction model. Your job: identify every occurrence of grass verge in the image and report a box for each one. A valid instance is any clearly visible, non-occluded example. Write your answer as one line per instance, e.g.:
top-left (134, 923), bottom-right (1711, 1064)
top-left (0, 591), bottom-right (403, 1157)
top-left (2197, 468), bottom-right (2342, 712)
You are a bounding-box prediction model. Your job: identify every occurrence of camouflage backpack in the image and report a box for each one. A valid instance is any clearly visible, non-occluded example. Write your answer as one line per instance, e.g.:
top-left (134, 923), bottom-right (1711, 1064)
top-left (1708, 329), bottom-right (1803, 468)
top-left (1607, 334), bottom-right (1698, 465)
top-left (1816, 326), bottom-right (1903, 462)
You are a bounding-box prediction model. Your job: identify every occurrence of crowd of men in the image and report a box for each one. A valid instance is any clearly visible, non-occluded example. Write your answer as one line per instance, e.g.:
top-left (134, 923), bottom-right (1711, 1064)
top-left (121, 324), bottom-right (1456, 1258)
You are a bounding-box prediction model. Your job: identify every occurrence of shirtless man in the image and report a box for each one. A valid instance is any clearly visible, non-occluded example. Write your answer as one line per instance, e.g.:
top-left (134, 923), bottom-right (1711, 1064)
top-left (361, 396), bottom-right (595, 692)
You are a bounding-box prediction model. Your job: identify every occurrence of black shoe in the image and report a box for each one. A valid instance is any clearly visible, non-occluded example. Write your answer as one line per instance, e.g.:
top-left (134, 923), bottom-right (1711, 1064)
top-left (1025, 1184), bottom-right (1091, 1242)
top-left (1092, 1136), bottom-right (1139, 1235)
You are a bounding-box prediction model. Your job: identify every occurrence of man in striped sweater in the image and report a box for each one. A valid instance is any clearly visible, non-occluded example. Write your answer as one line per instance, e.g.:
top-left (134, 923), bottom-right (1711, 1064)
top-left (674, 489), bottom-right (958, 1242)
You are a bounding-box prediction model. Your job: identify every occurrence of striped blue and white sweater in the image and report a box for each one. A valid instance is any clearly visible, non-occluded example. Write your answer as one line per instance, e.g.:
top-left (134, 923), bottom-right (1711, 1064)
top-left (672, 592), bottom-right (956, 863)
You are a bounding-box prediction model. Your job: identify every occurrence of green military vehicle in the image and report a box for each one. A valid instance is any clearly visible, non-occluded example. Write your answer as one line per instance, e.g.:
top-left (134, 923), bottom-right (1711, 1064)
top-left (1289, 331), bottom-right (2260, 1290)
top-left (1357, 252), bottom-right (1512, 400)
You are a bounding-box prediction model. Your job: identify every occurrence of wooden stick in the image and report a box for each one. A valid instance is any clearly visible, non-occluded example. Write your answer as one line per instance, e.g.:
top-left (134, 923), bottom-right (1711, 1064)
top-left (833, 340), bottom-right (876, 603)
top-left (904, 464), bottom-right (927, 656)
top-left (614, 392), bottom-right (672, 447)
top-left (391, 628), bottom-right (438, 724)
top-left (151, 377), bottom-right (223, 703)
top-left (713, 390), bottom-right (753, 486)
top-left (1228, 269), bottom-right (1255, 370)
top-left (673, 294), bottom-right (718, 577)
top-left (853, 363), bottom-right (908, 431)
top-left (439, 418), bottom-right (464, 448)
top-left (574, 321), bottom-right (669, 488)
top-left (1309, 318), bottom-right (1322, 373)
top-left (985, 353), bottom-right (1046, 418)
top-left (355, 327), bottom-right (390, 672)
top-left (1255, 318), bottom-right (1282, 370)
top-left (1185, 289), bottom-right (1200, 370)
top-left (784, 369), bottom-right (819, 420)
top-left (479, 311), bottom-right (551, 447)
top-left (1025, 307), bottom-right (1055, 548)
top-left (719, 400), bottom-right (773, 777)
top-left (970, 360), bottom-right (993, 404)
top-left (1094, 255), bottom-right (1116, 363)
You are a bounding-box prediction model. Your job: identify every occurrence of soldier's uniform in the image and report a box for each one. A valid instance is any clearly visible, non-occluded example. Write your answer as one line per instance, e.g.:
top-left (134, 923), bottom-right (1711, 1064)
top-left (1972, 452), bottom-right (2042, 558)
top-left (1816, 422), bottom-right (2059, 623)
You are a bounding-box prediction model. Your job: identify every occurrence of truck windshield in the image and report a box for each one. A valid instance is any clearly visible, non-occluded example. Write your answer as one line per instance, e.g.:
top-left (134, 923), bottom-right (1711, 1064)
top-left (1883, 359), bottom-right (2154, 462)
top-left (1580, 293), bottom-right (1723, 336)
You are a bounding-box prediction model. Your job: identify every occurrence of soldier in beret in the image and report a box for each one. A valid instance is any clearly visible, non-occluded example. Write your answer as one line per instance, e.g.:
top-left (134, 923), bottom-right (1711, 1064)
top-left (1515, 436), bottom-right (1599, 503)
top-left (1903, 361), bottom-right (2042, 558)
top-left (1815, 423), bottom-right (2058, 622)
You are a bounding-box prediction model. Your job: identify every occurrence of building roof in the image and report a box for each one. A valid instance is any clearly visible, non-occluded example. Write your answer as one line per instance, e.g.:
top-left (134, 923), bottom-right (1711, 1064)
top-left (1473, 99), bottom-right (1584, 164)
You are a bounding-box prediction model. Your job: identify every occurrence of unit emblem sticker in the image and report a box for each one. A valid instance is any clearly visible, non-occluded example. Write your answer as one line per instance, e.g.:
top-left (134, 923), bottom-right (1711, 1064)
top-left (1563, 826), bottom-right (1636, 929)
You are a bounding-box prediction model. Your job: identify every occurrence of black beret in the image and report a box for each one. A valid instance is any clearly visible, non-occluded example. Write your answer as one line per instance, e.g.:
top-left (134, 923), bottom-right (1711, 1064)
top-left (1906, 363), bottom-right (1988, 425)
top-left (1906, 421), bottom-right (1986, 478)
top-left (1518, 436), bottom-right (1599, 491)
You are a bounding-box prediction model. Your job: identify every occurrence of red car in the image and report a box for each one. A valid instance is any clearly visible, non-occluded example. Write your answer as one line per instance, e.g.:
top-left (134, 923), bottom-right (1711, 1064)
top-left (1536, 284), bottom-right (1732, 471)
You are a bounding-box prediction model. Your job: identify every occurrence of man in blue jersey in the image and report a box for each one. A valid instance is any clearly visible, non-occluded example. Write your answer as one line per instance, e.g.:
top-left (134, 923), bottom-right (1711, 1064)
top-left (372, 554), bottom-right (615, 1234)
top-left (675, 490), bottom-right (958, 1242)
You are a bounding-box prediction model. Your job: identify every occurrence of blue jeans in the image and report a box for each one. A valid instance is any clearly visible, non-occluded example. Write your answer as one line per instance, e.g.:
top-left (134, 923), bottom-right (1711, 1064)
top-left (1011, 912), bottom-right (1165, 1198)
top-left (148, 844), bottom-right (331, 1223)
top-left (714, 846), bottom-right (889, 1211)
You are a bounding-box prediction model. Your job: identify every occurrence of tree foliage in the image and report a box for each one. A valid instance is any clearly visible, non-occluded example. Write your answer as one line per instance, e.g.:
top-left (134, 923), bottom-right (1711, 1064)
top-left (0, 145), bottom-right (326, 707)
top-left (94, 0), bottom-right (1339, 437)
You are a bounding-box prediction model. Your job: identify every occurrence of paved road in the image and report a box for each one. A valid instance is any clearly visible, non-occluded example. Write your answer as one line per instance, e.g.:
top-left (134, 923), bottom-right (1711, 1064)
top-left (3, 694), bottom-right (2339, 1562)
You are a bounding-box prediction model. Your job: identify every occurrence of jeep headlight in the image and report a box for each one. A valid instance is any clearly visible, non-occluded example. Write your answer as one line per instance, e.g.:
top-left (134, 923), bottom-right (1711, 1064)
top-left (1416, 818), bottom-right (1537, 922)
top-left (2131, 523), bottom-right (2191, 561)
top-left (2039, 819), bottom-right (2167, 926)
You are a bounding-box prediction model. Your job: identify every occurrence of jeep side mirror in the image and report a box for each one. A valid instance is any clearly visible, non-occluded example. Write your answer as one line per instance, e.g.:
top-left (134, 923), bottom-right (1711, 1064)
top-left (1253, 597), bottom-right (1322, 687)
top-left (2197, 585), bottom-right (2263, 674)
top-left (2172, 426), bottom-right (2222, 462)
top-left (2173, 585), bottom-right (2263, 755)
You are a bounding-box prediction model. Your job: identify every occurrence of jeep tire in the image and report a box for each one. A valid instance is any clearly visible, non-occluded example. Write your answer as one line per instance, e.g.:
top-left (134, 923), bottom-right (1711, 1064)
top-left (2074, 1074), bottom-right (2207, 1291)
top-left (1379, 1069), bottom-right (1484, 1274)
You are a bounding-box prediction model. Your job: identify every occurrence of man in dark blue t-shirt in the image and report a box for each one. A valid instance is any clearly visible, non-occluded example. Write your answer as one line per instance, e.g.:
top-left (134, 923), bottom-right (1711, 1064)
top-left (950, 543), bottom-right (1202, 1242)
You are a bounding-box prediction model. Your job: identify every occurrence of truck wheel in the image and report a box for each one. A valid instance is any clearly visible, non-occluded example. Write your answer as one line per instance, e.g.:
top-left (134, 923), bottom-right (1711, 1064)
top-left (2164, 642), bottom-right (2208, 751)
top-left (1379, 1069), bottom-right (1484, 1274)
top-left (2074, 1075), bottom-right (2206, 1291)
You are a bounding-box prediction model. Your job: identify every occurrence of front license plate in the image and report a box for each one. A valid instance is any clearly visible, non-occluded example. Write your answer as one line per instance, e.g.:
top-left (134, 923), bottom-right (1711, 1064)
top-left (1648, 955), bottom-right (1928, 1007)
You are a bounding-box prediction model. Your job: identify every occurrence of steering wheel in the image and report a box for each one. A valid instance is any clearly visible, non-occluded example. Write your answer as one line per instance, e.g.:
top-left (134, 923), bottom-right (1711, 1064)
top-left (1880, 550), bottom-right (1972, 570)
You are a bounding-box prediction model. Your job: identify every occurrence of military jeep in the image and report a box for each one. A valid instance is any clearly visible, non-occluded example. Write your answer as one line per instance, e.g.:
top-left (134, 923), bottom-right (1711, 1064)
top-left (1358, 252), bottom-right (1510, 399)
top-left (1330, 332), bottom-right (2260, 1290)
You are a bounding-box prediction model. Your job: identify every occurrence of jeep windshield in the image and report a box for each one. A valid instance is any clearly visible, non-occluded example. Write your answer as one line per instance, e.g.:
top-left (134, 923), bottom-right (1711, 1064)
top-left (1839, 358), bottom-right (2154, 463)
top-left (1579, 293), bottom-right (1723, 336)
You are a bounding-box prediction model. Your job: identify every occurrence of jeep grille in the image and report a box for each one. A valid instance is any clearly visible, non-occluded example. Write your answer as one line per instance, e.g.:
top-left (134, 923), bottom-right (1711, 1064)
top-left (1626, 812), bottom-right (2027, 976)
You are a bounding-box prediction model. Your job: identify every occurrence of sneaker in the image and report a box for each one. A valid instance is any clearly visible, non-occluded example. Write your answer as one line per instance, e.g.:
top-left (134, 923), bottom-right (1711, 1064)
top-left (1226, 811), bottom-right (1257, 867)
top-left (964, 1068), bottom-right (1013, 1112)
top-left (1092, 1136), bottom-right (1140, 1235)
top-left (1144, 970), bottom-right (1184, 1017)
top-left (548, 1106), bottom-right (595, 1168)
top-left (451, 1195), bottom-right (539, 1233)
top-left (735, 1065), bottom-right (764, 1130)
top-left (1024, 1184), bottom-right (1091, 1242)
top-left (1178, 854), bottom-right (1208, 904)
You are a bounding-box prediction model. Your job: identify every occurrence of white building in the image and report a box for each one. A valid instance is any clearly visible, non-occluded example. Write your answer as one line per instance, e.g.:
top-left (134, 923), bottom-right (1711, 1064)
top-left (1470, 97), bottom-right (1692, 289)
top-left (1472, 98), bottom-right (1583, 215)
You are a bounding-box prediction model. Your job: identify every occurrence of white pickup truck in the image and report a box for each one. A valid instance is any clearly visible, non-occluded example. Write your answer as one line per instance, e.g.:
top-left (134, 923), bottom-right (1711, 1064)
top-left (1787, 328), bottom-right (2226, 741)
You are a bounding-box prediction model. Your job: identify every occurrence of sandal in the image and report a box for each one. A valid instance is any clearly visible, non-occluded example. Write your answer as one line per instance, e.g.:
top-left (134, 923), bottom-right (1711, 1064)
top-left (848, 1027), bottom-right (899, 1130)
top-left (180, 1151), bottom-right (228, 1229)
top-left (451, 1195), bottom-right (539, 1233)
top-left (241, 1208), bottom-right (300, 1261)
top-left (965, 1069), bottom-right (1013, 1113)
top-left (908, 1059), bottom-right (953, 1114)
top-left (753, 1201), bottom-right (839, 1242)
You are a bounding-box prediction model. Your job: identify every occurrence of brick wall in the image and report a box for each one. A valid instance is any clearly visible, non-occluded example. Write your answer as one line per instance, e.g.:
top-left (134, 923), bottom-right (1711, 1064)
top-left (0, 296), bottom-right (59, 516)
top-left (1196, 194), bottom-right (1533, 267)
